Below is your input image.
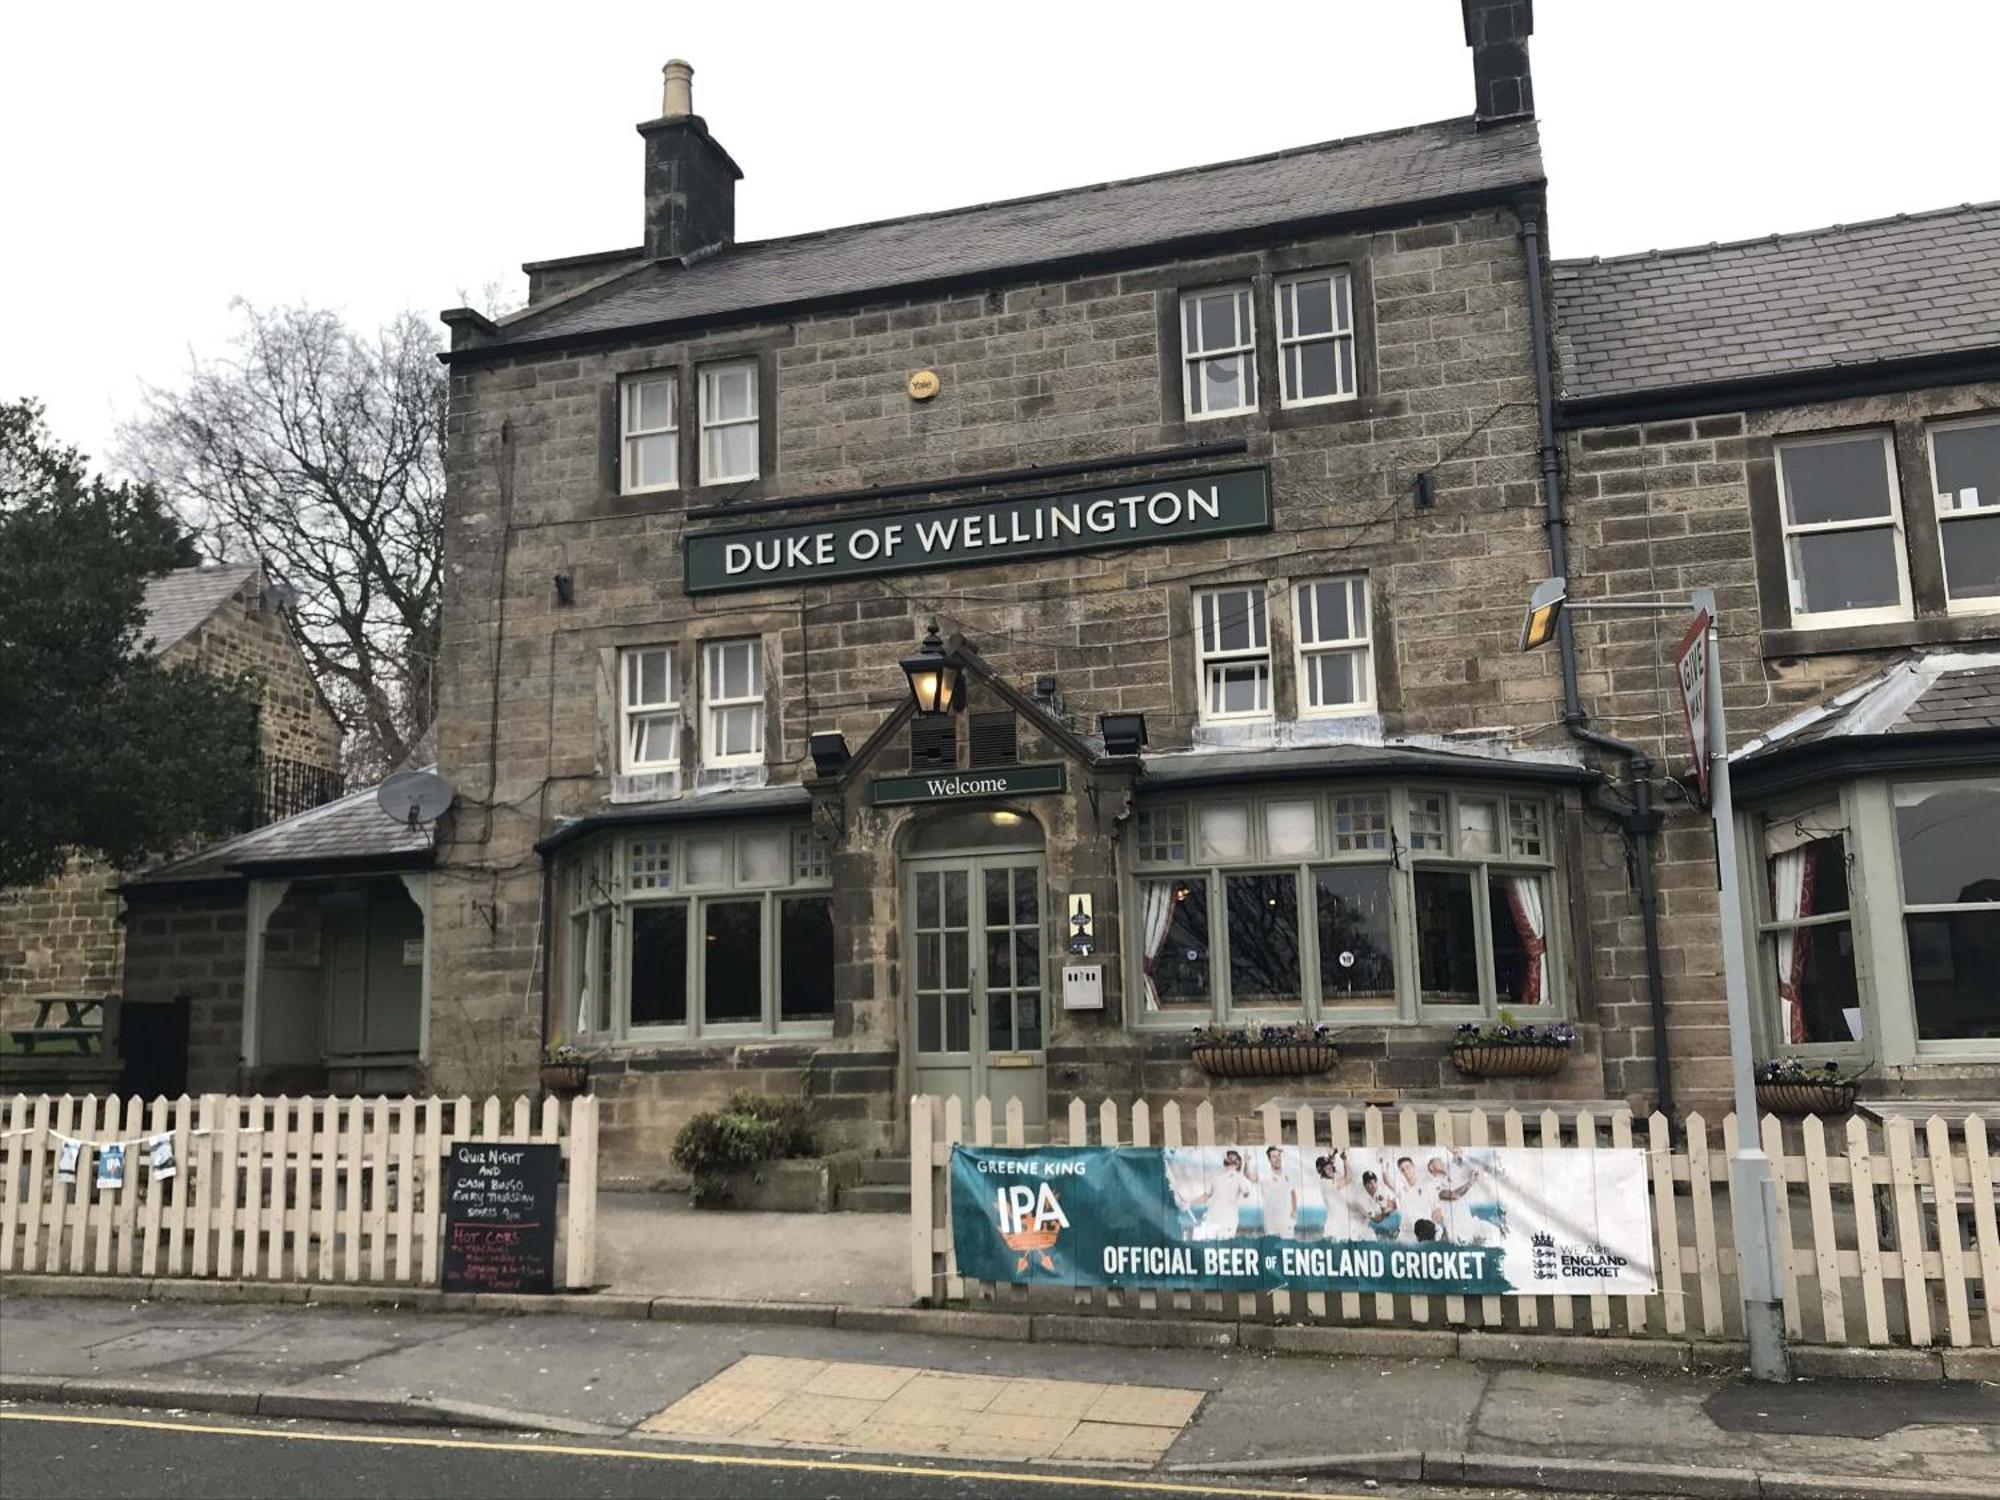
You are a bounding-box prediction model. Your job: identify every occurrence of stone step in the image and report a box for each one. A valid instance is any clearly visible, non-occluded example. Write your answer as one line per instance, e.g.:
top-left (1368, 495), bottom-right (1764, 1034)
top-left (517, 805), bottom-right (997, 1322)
top-left (837, 1183), bottom-right (912, 1213)
top-left (860, 1156), bottom-right (911, 1185)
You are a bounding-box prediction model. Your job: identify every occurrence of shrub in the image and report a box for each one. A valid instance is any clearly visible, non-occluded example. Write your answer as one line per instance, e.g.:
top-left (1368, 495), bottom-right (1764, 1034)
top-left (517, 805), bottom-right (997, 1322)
top-left (671, 1091), bottom-right (817, 1206)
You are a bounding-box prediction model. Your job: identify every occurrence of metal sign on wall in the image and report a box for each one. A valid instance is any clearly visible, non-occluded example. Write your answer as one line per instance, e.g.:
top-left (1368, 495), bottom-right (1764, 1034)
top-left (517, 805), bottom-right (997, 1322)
top-left (685, 467), bottom-right (1271, 594)
top-left (871, 762), bottom-right (1066, 806)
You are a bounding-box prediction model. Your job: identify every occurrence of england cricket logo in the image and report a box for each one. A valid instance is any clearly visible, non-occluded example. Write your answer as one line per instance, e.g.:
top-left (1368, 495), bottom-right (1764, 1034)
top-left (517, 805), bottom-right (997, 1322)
top-left (994, 1180), bottom-right (1070, 1274)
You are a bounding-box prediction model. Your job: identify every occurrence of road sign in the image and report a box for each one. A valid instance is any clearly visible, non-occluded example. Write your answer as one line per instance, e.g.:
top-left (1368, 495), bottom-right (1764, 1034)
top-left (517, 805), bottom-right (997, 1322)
top-left (1673, 607), bottom-right (1713, 804)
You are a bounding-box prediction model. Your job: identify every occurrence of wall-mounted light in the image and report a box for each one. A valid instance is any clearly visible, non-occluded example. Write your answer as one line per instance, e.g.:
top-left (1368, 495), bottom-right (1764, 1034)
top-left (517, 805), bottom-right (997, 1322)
top-left (1100, 713), bottom-right (1148, 757)
top-left (900, 621), bottom-right (966, 717)
top-left (808, 730), bottom-right (852, 779)
top-left (554, 572), bottom-right (575, 606)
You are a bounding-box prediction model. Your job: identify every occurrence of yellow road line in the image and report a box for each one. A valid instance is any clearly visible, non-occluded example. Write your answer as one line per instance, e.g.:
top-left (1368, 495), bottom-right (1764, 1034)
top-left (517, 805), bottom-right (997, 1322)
top-left (0, 1411), bottom-right (1369, 1499)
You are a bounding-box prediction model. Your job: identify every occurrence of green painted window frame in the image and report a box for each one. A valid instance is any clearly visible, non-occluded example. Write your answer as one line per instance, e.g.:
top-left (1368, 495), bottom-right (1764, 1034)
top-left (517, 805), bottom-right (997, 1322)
top-left (1125, 783), bottom-right (1562, 1027)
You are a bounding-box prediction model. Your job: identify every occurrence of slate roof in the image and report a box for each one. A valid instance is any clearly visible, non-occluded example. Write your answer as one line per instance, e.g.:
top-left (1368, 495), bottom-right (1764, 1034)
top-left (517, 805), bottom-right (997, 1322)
top-left (129, 777), bottom-right (436, 886)
top-left (140, 563), bottom-right (256, 655)
top-left (1737, 650), bottom-right (2000, 761)
top-left (478, 117), bottom-right (1543, 351)
top-left (535, 784), bottom-right (814, 857)
top-left (1551, 202), bottom-right (2000, 404)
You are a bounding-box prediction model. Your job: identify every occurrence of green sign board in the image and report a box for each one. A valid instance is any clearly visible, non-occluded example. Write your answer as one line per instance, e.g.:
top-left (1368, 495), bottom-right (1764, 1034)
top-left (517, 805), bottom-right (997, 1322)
top-left (871, 761), bottom-right (1066, 807)
top-left (685, 467), bottom-right (1270, 594)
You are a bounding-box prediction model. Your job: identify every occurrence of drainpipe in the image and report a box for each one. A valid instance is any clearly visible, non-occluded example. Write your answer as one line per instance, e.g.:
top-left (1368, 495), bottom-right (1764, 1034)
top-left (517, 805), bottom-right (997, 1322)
top-left (1517, 196), bottom-right (1676, 1124)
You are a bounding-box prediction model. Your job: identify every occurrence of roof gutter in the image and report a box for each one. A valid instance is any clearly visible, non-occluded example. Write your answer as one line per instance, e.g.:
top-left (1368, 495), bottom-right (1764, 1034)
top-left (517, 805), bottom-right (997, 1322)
top-left (1556, 347), bottom-right (2000, 430)
top-left (1520, 194), bottom-right (1675, 1125)
top-left (441, 181), bottom-right (1546, 368)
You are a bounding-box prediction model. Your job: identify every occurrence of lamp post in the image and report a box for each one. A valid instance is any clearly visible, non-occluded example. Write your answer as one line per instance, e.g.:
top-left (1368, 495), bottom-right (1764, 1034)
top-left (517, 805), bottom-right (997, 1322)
top-left (1522, 579), bottom-right (1790, 1382)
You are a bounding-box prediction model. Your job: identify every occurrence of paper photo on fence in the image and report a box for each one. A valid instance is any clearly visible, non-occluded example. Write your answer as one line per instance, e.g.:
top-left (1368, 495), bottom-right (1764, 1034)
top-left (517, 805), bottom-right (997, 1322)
top-left (55, 1136), bottom-right (83, 1183)
top-left (148, 1133), bottom-right (177, 1180)
top-left (951, 1142), bottom-right (1657, 1298)
top-left (96, 1141), bottom-right (126, 1191)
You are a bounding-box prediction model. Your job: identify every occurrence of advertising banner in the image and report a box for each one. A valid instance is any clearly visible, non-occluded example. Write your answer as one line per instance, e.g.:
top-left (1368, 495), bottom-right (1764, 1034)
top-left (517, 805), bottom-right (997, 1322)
top-left (949, 1142), bottom-right (1656, 1297)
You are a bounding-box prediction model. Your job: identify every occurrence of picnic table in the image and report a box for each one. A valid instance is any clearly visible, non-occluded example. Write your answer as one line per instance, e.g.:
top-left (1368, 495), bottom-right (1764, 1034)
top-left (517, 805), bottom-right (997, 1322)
top-left (6, 997), bottom-right (104, 1055)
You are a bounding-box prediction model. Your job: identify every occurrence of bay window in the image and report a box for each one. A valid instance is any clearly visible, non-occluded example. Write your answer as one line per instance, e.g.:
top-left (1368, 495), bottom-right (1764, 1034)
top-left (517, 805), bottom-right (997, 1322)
top-left (1748, 775), bottom-right (2000, 1063)
top-left (1130, 784), bottom-right (1561, 1024)
top-left (560, 822), bottom-right (834, 1043)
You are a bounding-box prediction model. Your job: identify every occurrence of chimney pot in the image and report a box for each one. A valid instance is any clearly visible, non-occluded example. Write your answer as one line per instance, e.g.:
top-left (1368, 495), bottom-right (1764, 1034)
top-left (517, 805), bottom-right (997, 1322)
top-left (661, 59), bottom-right (693, 118)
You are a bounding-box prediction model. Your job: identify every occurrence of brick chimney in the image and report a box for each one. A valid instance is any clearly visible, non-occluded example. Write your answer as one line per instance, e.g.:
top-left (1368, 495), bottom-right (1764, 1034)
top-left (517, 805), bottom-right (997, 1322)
top-left (638, 60), bottom-right (742, 262)
top-left (1461, 0), bottom-right (1535, 127)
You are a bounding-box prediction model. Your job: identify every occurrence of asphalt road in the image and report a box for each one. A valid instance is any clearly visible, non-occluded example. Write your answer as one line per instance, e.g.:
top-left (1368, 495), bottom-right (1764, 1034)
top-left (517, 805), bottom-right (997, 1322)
top-left (0, 1407), bottom-right (1440, 1500)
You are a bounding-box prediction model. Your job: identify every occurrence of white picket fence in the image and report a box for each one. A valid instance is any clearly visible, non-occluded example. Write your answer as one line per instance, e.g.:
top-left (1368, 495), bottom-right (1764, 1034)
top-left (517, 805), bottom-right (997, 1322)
top-left (911, 1096), bottom-right (2000, 1349)
top-left (0, 1092), bottom-right (600, 1290)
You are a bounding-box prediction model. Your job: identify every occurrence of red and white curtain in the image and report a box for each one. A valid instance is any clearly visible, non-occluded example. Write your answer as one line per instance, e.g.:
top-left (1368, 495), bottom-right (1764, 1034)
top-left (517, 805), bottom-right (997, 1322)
top-left (1769, 845), bottom-right (1818, 1044)
top-left (1499, 875), bottom-right (1548, 1003)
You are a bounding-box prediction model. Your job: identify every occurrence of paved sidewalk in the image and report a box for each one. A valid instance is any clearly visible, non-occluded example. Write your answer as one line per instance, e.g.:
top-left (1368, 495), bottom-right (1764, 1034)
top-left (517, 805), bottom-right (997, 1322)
top-left (594, 1192), bottom-right (905, 1305)
top-left (3, 1296), bottom-right (1996, 1496)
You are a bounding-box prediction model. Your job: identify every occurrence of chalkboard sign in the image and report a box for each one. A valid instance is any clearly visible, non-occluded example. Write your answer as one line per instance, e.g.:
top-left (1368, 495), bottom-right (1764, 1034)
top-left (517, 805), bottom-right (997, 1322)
top-left (441, 1141), bottom-right (561, 1294)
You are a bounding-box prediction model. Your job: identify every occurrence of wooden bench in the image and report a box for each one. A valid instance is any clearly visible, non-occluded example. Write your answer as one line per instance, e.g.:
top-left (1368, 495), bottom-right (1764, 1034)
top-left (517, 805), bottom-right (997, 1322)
top-left (5, 997), bottom-right (104, 1056)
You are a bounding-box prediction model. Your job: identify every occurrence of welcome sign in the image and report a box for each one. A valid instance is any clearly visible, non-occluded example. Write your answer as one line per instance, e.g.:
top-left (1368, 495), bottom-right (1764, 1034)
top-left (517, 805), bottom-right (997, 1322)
top-left (950, 1142), bottom-right (1657, 1298)
top-left (684, 467), bottom-right (1271, 594)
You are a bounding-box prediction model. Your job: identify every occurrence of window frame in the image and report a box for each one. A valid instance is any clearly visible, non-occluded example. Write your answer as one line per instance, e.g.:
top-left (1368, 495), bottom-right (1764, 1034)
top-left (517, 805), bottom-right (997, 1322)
top-left (618, 646), bottom-right (681, 775)
top-left (619, 373), bottom-right (679, 496)
top-left (1193, 585), bottom-right (1273, 724)
top-left (1292, 574), bottom-right (1375, 718)
top-left (1774, 429), bottom-right (1914, 628)
top-left (698, 359), bottom-right (761, 485)
top-left (1126, 784), bottom-right (1561, 1028)
top-left (1179, 284), bottom-right (1258, 421)
top-left (1925, 414), bottom-right (2000, 615)
top-left (1274, 269), bottom-right (1357, 409)
top-left (561, 825), bottom-right (834, 1047)
top-left (702, 638), bottom-right (766, 770)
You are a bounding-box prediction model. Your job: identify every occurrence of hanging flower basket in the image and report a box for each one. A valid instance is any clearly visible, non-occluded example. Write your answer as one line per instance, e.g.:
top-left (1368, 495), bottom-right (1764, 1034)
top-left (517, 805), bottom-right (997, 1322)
top-left (1189, 1023), bottom-right (1339, 1079)
top-left (1450, 1016), bottom-right (1577, 1080)
top-left (540, 1056), bottom-right (584, 1096)
top-left (1754, 1059), bottom-right (1858, 1117)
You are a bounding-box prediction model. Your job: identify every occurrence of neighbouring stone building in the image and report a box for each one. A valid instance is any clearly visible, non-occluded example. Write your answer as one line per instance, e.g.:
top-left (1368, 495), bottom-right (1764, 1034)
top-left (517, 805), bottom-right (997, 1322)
top-left (0, 562), bottom-right (343, 1075)
top-left (422, 2), bottom-right (1995, 1178)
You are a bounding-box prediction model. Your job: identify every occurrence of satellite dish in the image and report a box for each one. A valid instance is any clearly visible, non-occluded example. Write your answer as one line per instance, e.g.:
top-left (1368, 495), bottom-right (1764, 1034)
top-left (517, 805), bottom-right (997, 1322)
top-left (377, 770), bottom-right (456, 829)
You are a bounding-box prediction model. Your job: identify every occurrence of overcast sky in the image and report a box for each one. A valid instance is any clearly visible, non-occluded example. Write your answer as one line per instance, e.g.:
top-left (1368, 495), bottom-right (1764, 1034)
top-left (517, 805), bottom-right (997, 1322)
top-left (6, 0), bottom-right (1996, 465)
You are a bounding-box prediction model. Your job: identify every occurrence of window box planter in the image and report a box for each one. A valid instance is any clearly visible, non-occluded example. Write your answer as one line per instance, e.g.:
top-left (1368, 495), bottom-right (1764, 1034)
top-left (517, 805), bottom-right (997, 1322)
top-left (1450, 1017), bottom-right (1577, 1080)
top-left (1754, 1079), bottom-right (1858, 1118)
top-left (1191, 1041), bottom-right (1340, 1079)
top-left (539, 1060), bottom-right (589, 1095)
top-left (1450, 1042), bottom-right (1570, 1080)
top-left (1188, 1024), bottom-right (1338, 1079)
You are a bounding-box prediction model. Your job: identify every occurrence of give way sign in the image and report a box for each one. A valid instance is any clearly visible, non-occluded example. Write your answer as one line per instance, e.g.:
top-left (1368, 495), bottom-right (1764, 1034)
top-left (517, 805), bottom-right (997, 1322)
top-left (1673, 608), bottom-right (1713, 805)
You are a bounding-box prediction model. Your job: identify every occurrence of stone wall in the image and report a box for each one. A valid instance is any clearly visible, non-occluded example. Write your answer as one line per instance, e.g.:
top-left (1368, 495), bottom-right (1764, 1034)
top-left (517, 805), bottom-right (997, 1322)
top-left (120, 890), bottom-right (249, 1092)
top-left (174, 574), bottom-right (342, 774)
top-left (1562, 379), bottom-right (2000, 1110)
top-left (433, 203), bottom-right (1627, 1142)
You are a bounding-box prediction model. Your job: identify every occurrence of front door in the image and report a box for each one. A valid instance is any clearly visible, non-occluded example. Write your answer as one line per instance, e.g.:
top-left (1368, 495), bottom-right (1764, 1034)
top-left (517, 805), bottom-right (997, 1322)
top-left (908, 855), bottom-right (1047, 1132)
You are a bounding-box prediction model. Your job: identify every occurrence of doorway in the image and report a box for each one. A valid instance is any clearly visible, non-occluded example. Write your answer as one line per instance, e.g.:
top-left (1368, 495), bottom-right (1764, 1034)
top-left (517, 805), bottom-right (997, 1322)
top-left (904, 809), bottom-right (1048, 1132)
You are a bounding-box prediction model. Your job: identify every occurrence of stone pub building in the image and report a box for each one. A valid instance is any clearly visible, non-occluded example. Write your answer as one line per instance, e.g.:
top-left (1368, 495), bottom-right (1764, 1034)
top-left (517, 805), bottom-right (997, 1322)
top-left (432, 3), bottom-right (1998, 1175)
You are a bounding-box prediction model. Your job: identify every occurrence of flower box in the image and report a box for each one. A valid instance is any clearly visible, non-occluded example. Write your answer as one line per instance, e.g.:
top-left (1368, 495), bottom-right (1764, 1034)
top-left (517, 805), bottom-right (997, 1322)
top-left (539, 1060), bottom-right (589, 1095)
top-left (1191, 1042), bottom-right (1340, 1080)
top-left (1450, 1043), bottom-right (1570, 1080)
top-left (1755, 1080), bottom-right (1857, 1117)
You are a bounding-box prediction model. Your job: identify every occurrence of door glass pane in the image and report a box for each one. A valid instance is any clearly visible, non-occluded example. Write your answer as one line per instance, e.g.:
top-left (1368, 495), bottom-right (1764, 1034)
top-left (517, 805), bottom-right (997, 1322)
top-left (1013, 866), bottom-right (1037, 925)
top-left (1793, 528), bottom-right (1901, 613)
top-left (986, 867), bottom-right (1009, 928)
top-left (918, 991), bottom-right (941, 1053)
top-left (1415, 869), bottom-right (1479, 1003)
top-left (1224, 871), bottom-right (1302, 1009)
top-left (629, 903), bottom-right (688, 1026)
top-left (1141, 878), bottom-right (1211, 1008)
top-left (1015, 991), bottom-right (1042, 1052)
top-left (1894, 781), bottom-right (2000, 906)
top-left (945, 871), bottom-right (968, 928)
top-left (1314, 866), bottom-right (1395, 1005)
top-left (917, 871), bottom-right (939, 927)
top-left (917, 931), bottom-right (940, 991)
top-left (779, 897), bottom-right (834, 1022)
top-left (1782, 437), bottom-right (1894, 524)
top-left (945, 930), bottom-right (969, 990)
top-left (986, 925), bottom-right (1013, 991)
top-left (1906, 910), bottom-right (2000, 1040)
top-left (944, 979), bottom-right (969, 1053)
top-left (988, 979), bottom-right (1013, 1052)
top-left (1015, 929), bottom-right (1040, 998)
top-left (702, 900), bottom-right (762, 1024)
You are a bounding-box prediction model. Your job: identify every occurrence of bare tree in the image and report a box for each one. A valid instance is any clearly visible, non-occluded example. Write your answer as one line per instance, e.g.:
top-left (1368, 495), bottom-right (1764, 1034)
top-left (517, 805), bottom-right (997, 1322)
top-left (121, 302), bottom-right (444, 776)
